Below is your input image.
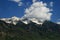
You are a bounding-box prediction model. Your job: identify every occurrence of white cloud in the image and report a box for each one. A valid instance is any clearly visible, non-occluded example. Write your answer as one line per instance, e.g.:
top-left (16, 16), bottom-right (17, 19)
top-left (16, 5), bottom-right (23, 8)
top-left (10, 0), bottom-right (23, 6)
top-left (9, 0), bottom-right (53, 22)
top-left (23, 1), bottom-right (52, 22)
top-left (50, 2), bottom-right (53, 7)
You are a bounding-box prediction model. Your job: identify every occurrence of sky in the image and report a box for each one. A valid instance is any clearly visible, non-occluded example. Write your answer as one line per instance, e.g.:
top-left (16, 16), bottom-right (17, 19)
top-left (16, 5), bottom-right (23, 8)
top-left (0, 0), bottom-right (60, 23)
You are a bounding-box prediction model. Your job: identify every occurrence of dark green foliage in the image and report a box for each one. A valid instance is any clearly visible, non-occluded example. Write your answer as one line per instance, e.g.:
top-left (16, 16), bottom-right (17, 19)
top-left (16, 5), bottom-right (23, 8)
top-left (0, 20), bottom-right (60, 40)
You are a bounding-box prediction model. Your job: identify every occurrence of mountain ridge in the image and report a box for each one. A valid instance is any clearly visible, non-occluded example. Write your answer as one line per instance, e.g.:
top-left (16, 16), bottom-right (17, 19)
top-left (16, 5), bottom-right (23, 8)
top-left (0, 16), bottom-right (44, 25)
top-left (0, 17), bottom-right (60, 40)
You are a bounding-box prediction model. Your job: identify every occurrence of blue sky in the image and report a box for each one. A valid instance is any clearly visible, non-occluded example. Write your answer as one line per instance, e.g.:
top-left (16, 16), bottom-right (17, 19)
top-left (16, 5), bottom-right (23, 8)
top-left (0, 0), bottom-right (60, 22)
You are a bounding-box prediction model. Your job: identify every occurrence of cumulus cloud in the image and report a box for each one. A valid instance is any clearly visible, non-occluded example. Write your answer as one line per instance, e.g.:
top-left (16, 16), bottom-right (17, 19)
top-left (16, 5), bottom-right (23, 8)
top-left (23, 1), bottom-right (52, 22)
top-left (10, 0), bottom-right (23, 6)
top-left (9, 0), bottom-right (53, 22)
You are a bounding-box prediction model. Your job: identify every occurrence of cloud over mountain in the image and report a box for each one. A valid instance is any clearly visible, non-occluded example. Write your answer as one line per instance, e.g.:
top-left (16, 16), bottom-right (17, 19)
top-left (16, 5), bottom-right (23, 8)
top-left (23, 1), bottom-right (52, 22)
top-left (9, 0), bottom-right (53, 22)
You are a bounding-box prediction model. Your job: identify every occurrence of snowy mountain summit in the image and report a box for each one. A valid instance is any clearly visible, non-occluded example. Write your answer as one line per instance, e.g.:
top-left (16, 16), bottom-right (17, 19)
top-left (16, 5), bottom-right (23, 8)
top-left (0, 16), bottom-right (20, 25)
top-left (0, 16), bottom-right (43, 25)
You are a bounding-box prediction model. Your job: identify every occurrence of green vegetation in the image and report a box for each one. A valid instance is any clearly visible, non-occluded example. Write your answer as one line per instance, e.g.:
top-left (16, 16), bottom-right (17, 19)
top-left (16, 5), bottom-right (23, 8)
top-left (0, 20), bottom-right (60, 40)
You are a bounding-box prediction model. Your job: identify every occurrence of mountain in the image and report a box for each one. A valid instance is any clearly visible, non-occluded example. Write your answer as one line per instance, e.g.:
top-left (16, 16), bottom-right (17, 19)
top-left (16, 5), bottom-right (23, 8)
top-left (0, 16), bottom-right (21, 25)
top-left (0, 17), bottom-right (60, 40)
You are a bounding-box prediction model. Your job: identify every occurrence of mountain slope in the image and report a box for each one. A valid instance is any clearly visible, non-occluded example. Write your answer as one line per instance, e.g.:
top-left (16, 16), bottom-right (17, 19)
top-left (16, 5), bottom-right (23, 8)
top-left (0, 19), bottom-right (60, 40)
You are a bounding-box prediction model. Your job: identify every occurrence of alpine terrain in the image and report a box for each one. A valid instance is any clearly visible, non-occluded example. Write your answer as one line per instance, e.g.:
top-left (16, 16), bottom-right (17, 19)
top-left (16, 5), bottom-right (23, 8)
top-left (0, 16), bottom-right (60, 40)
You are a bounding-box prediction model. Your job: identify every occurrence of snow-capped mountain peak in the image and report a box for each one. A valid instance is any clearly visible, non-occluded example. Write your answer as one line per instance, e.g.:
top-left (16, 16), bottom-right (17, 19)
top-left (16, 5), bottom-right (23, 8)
top-left (57, 22), bottom-right (60, 24)
top-left (0, 17), bottom-right (43, 25)
top-left (29, 18), bottom-right (43, 25)
top-left (11, 16), bottom-right (20, 21)
top-left (21, 18), bottom-right (43, 25)
top-left (0, 16), bottom-right (21, 25)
